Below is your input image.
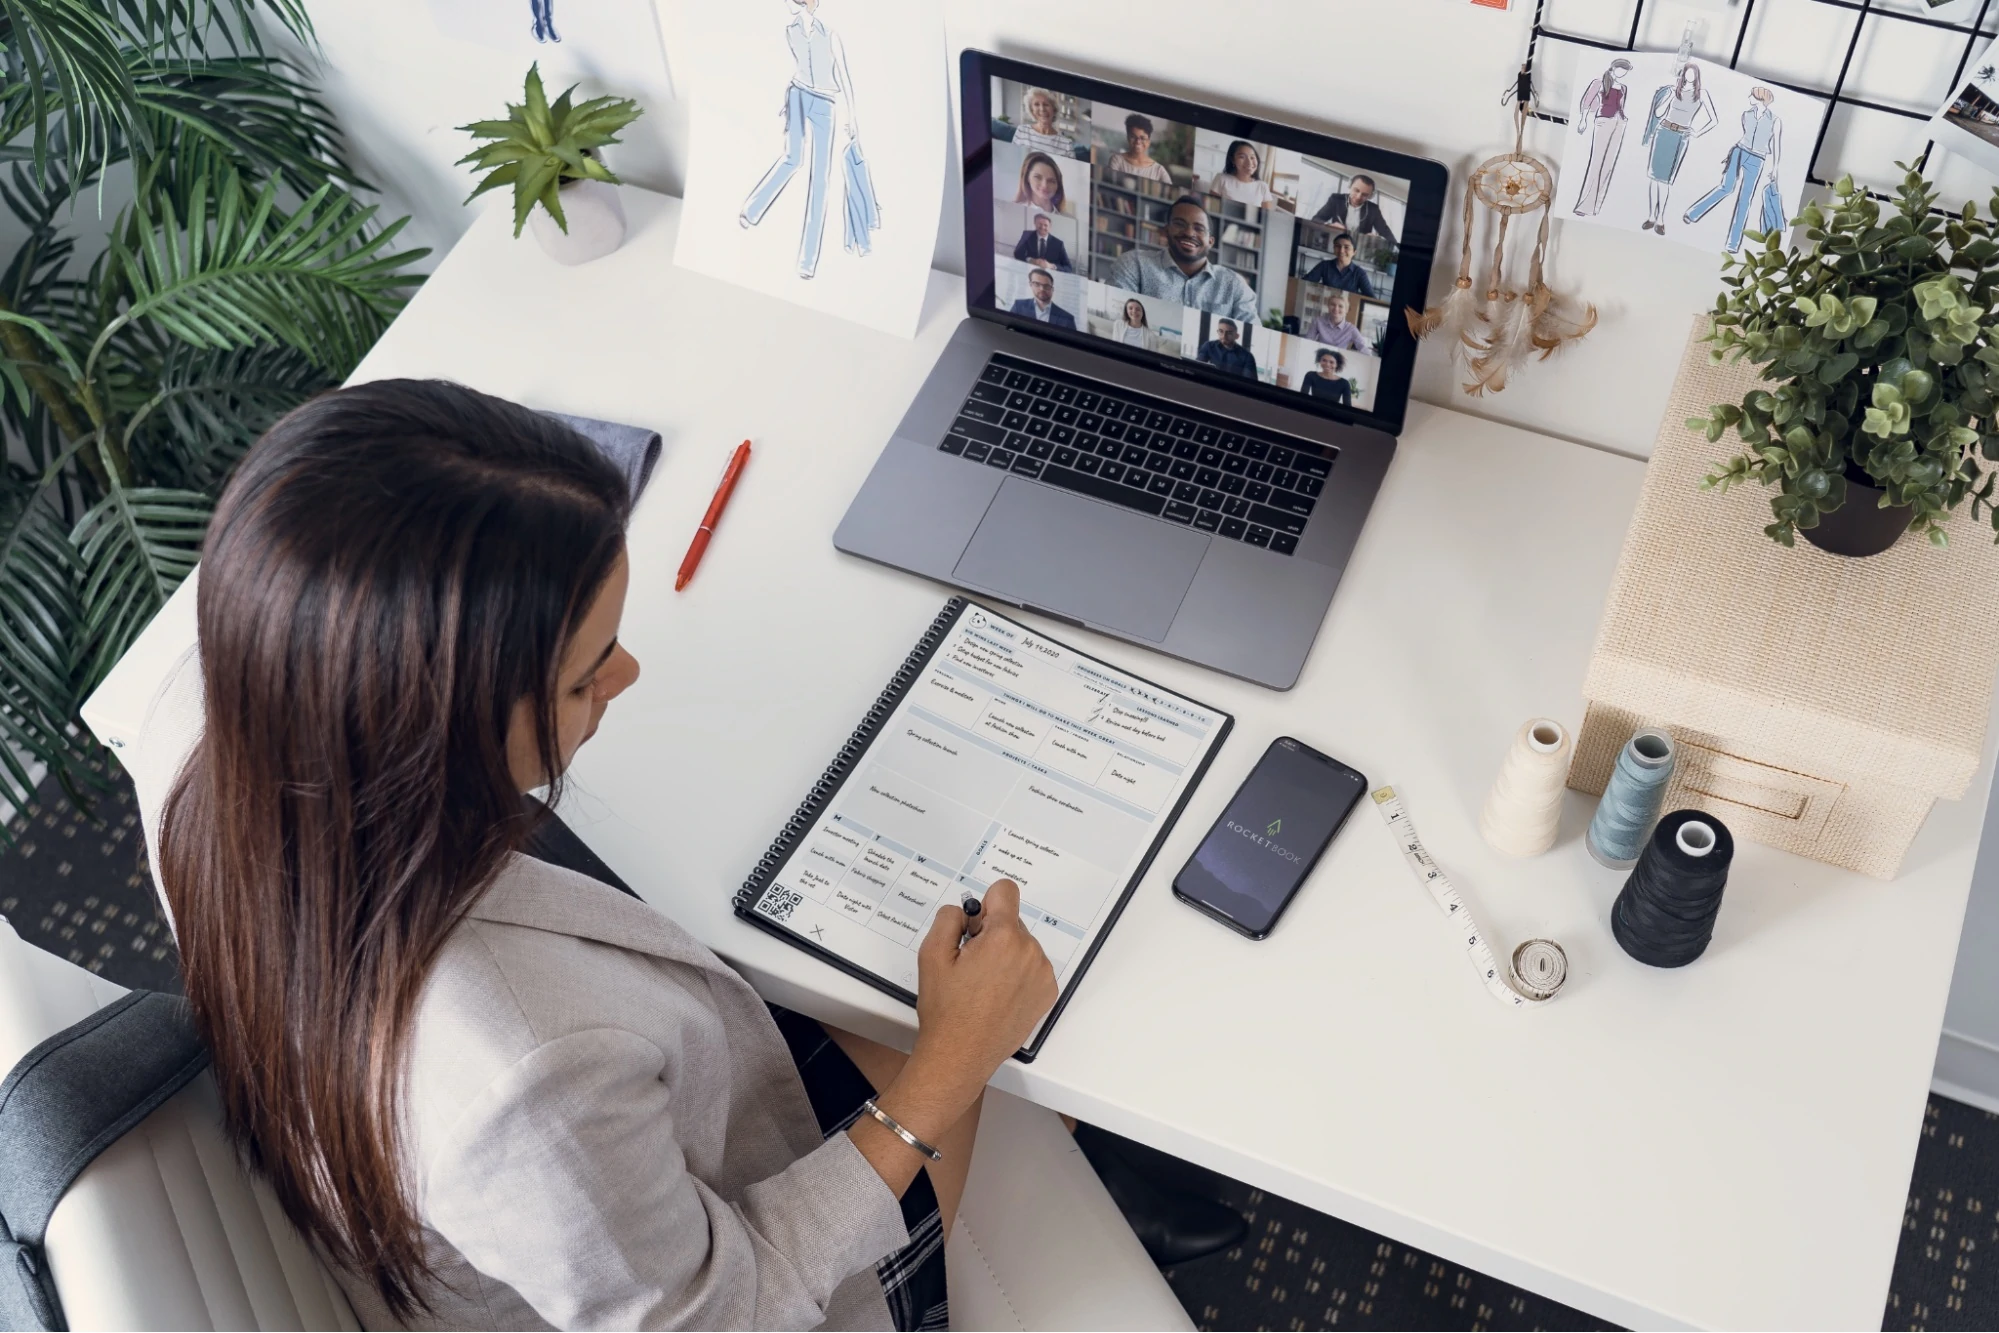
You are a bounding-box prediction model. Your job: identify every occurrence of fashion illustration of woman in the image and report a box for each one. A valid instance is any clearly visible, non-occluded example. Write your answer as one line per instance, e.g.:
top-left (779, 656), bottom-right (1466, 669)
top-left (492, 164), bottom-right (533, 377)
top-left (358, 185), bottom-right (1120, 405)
top-left (1572, 58), bottom-right (1633, 217)
top-left (1640, 62), bottom-right (1716, 235)
top-left (530, 0), bottom-right (558, 42)
top-left (740, 0), bottom-right (862, 279)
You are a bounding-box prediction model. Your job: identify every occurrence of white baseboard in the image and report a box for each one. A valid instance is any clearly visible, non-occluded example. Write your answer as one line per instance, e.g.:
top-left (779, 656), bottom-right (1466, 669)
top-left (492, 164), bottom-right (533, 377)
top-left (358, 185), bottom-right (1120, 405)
top-left (1934, 1030), bottom-right (1999, 1115)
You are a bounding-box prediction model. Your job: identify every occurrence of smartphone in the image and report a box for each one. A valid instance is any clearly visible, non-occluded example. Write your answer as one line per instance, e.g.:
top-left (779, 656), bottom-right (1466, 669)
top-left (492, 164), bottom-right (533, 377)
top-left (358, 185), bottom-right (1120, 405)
top-left (1172, 737), bottom-right (1368, 940)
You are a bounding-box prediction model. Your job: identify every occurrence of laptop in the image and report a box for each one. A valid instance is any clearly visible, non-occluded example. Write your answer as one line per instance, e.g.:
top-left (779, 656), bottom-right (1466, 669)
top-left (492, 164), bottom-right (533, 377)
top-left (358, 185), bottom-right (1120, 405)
top-left (834, 52), bottom-right (1448, 689)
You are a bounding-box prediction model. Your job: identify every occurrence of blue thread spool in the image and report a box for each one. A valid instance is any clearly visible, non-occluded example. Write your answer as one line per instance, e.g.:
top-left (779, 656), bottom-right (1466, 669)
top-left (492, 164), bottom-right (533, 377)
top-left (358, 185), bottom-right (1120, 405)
top-left (1587, 729), bottom-right (1675, 869)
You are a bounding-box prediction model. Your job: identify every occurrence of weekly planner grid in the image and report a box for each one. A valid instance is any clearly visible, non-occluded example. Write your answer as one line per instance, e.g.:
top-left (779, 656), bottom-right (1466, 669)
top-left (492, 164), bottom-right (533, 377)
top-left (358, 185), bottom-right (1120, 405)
top-left (739, 601), bottom-right (1231, 1056)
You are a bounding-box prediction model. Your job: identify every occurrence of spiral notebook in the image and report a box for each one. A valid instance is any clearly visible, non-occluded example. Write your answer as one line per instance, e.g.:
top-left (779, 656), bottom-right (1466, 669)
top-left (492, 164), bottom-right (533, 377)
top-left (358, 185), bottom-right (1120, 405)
top-left (736, 598), bottom-right (1232, 1060)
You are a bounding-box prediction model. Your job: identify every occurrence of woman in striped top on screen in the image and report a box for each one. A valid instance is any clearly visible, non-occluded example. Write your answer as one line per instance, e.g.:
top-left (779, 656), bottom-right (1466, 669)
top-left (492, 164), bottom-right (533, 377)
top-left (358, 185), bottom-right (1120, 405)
top-left (1011, 86), bottom-right (1076, 157)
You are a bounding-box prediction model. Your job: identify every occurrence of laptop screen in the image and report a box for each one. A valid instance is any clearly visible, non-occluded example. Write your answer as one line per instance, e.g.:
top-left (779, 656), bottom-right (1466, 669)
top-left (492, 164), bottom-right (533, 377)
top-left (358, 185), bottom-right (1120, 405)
top-left (960, 52), bottom-right (1447, 436)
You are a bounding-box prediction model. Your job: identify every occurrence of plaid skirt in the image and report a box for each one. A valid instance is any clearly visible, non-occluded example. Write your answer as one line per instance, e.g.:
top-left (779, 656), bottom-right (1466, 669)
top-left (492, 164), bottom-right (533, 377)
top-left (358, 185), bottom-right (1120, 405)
top-left (769, 1005), bottom-right (950, 1332)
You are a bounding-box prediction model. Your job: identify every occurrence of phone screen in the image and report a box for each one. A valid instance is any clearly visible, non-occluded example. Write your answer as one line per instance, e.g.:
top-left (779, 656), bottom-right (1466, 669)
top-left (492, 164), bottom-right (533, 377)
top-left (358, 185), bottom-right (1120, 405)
top-left (1173, 738), bottom-right (1367, 938)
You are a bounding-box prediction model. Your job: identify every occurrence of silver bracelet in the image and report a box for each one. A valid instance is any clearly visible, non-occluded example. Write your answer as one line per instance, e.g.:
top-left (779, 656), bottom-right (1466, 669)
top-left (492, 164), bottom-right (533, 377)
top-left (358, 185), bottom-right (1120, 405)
top-left (860, 1098), bottom-right (943, 1162)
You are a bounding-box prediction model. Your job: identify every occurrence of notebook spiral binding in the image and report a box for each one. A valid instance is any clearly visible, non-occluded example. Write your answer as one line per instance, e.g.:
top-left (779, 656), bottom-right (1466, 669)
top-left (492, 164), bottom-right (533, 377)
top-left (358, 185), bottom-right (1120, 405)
top-left (735, 597), bottom-right (969, 912)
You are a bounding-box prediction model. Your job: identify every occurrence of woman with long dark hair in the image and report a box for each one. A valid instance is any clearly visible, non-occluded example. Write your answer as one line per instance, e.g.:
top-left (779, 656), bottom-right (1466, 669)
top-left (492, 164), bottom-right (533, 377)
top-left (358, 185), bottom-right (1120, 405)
top-left (157, 380), bottom-right (1056, 1330)
top-left (1208, 139), bottom-right (1271, 209)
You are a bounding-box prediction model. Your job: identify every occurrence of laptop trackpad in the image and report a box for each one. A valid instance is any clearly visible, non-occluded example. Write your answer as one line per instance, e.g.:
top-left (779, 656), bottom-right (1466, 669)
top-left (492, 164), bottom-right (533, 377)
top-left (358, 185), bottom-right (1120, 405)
top-left (953, 478), bottom-right (1209, 642)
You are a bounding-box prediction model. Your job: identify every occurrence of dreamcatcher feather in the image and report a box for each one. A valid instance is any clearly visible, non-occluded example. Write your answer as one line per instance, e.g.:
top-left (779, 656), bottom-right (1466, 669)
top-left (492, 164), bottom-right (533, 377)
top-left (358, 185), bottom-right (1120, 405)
top-left (1407, 77), bottom-right (1594, 396)
top-left (1409, 186), bottom-right (1493, 360)
top-left (1525, 204), bottom-right (1596, 355)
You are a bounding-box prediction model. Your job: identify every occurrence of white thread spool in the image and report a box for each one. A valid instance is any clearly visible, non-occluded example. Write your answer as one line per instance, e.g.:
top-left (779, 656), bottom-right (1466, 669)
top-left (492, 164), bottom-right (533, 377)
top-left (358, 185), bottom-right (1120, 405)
top-left (1479, 718), bottom-right (1572, 858)
top-left (1676, 819), bottom-right (1717, 857)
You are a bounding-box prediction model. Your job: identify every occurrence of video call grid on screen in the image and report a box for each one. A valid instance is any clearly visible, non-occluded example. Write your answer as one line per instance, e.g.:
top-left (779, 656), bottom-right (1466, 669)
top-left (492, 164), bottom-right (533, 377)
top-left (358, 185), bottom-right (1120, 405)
top-left (977, 69), bottom-right (1422, 419)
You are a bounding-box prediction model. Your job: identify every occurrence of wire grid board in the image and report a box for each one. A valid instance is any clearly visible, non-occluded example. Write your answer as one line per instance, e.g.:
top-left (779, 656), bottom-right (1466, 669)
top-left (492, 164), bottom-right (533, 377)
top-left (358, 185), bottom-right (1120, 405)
top-left (1526, 0), bottom-right (1999, 211)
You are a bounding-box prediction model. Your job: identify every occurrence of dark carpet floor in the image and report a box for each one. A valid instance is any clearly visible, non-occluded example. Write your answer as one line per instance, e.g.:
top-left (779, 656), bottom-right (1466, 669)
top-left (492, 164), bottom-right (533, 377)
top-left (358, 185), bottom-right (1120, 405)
top-left (3, 760), bottom-right (1993, 1331)
top-left (2, 754), bottom-right (180, 991)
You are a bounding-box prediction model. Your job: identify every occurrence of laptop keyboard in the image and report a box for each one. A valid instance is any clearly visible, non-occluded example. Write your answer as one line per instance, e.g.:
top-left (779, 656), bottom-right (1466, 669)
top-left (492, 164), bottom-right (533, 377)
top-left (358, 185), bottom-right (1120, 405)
top-left (937, 352), bottom-right (1332, 557)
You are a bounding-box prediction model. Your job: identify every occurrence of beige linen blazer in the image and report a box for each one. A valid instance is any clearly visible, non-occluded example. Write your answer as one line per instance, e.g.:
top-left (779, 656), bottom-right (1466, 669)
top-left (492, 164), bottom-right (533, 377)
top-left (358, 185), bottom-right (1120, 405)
top-left (127, 648), bottom-right (909, 1329)
top-left (333, 853), bottom-right (911, 1331)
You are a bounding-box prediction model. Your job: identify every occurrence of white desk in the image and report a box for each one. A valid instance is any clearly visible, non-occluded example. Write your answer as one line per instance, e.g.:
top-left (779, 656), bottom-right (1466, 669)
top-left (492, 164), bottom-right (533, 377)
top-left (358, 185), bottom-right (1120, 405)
top-left (88, 190), bottom-right (1995, 1330)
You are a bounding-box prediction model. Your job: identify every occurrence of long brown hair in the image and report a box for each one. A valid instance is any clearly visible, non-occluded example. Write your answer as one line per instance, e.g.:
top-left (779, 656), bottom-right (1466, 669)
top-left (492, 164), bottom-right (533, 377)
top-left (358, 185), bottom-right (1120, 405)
top-left (1014, 150), bottom-right (1067, 212)
top-left (159, 379), bottom-right (629, 1317)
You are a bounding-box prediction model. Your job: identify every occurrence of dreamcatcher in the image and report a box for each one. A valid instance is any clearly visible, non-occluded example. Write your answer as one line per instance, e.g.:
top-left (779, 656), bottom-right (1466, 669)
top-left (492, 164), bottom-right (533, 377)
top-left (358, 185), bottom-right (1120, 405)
top-left (1409, 68), bottom-right (1595, 395)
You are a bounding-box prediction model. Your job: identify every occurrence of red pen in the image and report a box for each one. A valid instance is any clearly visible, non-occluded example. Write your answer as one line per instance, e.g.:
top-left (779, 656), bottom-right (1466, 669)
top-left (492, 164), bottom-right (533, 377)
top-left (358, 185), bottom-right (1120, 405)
top-left (675, 440), bottom-right (751, 591)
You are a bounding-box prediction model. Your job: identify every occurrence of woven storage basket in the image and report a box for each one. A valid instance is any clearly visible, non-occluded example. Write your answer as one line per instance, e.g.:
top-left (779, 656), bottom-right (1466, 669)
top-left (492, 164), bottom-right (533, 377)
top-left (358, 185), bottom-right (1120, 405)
top-left (1567, 316), bottom-right (1999, 879)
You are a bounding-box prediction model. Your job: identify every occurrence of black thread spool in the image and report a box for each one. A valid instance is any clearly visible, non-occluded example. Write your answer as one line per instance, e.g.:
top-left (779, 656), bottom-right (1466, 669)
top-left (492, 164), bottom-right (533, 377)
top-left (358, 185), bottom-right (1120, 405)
top-left (1611, 809), bottom-right (1733, 969)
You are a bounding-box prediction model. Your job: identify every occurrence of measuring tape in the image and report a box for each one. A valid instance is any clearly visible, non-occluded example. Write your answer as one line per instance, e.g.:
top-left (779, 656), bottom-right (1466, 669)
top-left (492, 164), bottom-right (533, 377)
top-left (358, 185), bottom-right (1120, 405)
top-left (1371, 784), bottom-right (1567, 1006)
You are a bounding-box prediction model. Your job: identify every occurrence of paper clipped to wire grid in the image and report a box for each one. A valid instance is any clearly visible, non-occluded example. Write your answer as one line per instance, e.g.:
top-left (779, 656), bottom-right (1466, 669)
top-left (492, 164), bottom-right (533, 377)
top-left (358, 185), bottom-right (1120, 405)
top-left (1557, 49), bottom-right (1826, 257)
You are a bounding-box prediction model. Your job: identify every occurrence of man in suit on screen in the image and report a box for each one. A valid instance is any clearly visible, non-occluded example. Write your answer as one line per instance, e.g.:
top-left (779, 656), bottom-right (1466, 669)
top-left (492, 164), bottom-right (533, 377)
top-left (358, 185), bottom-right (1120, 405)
top-left (1310, 174), bottom-right (1398, 242)
top-left (1012, 211), bottom-right (1074, 271)
top-left (1008, 266), bottom-right (1077, 328)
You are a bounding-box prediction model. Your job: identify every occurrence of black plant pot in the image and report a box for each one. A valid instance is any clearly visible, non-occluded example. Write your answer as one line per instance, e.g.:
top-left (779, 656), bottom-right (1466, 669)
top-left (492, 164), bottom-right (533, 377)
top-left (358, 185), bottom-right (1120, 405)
top-left (1799, 467), bottom-right (1915, 558)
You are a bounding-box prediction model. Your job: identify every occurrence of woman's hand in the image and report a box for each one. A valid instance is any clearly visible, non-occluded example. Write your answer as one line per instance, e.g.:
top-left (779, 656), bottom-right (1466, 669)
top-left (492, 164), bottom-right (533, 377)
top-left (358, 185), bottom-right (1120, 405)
top-left (910, 880), bottom-right (1058, 1092)
top-left (846, 881), bottom-right (1055, 1190)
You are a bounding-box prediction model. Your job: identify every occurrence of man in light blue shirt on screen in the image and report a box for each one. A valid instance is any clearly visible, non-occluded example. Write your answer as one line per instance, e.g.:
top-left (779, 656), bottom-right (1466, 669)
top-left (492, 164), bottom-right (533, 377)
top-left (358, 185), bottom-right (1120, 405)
top-left (1104, 196), bottom-right (1258, 327)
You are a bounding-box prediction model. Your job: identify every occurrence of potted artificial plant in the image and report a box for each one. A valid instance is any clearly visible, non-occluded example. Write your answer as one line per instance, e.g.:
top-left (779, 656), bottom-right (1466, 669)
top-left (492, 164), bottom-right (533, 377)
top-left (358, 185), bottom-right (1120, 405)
top-left (1694, 168), bottom-right (1999, 556)
top-left (459, 65), bottom-right (643, 266)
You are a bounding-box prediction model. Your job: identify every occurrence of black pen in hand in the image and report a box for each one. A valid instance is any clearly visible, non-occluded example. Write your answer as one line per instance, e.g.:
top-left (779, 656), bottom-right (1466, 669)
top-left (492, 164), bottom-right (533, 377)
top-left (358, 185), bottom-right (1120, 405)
top-left (960, 894), bottom-right (985, 943)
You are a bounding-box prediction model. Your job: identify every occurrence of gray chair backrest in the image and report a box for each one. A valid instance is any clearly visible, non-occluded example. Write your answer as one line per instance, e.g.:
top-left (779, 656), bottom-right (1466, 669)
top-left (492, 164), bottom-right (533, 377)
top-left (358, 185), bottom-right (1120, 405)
top-left (0, 923), bottom-right (360, 1331)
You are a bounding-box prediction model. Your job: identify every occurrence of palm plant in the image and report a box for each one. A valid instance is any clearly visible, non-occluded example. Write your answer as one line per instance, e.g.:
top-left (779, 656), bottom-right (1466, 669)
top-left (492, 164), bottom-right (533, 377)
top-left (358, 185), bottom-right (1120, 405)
top-left (0, 0), bottom-right (428, 845)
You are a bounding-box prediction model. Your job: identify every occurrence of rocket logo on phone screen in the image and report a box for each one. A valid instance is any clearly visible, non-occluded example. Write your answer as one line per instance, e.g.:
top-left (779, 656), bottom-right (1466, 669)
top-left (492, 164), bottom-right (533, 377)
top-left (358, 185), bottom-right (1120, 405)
top-left (1175, 739), bottom-right (1365, 937)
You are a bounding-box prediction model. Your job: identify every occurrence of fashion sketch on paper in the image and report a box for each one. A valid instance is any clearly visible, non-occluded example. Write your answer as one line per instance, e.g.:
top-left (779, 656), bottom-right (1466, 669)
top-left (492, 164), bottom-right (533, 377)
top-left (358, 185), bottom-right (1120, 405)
top-left (740, 0), bottom-right (876, 278)
top-left (1571, 58), bottom-right (1633, 217)
top-left (1682, 86), bottom-right (1786, 252)
top-left (1639, 61), bottom-right (1717, 235)
top-left (529, 0), bottom-right (558, 42)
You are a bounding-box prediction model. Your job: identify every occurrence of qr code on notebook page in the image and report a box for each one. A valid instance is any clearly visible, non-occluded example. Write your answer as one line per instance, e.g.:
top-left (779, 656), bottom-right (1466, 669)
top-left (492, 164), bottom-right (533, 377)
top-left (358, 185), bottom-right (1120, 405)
top-left (758, 885), bottom-right (803, 924)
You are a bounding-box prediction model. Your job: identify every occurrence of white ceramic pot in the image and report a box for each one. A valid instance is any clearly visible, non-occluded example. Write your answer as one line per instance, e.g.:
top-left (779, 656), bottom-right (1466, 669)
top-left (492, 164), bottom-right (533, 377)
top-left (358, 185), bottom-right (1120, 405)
top-left (529, 178), bottom-right (628, 265)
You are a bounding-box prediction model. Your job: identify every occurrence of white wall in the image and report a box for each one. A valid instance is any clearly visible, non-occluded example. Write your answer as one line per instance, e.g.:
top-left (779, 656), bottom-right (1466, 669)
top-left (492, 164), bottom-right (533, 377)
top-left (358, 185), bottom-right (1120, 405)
top-left (285, 0), bottom-right (1999, 459)
top-left (264, 1), bottom-right (684, 272)
top-left (1939, 783), bottom-right (1999, 1114)
top-left (270, 0), bottom-right (1639, 456)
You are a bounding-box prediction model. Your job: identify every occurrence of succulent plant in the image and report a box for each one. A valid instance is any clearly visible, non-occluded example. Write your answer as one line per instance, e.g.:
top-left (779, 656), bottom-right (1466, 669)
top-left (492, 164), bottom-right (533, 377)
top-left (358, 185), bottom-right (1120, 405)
top-left (458, 64), bottom-right (643, 237)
